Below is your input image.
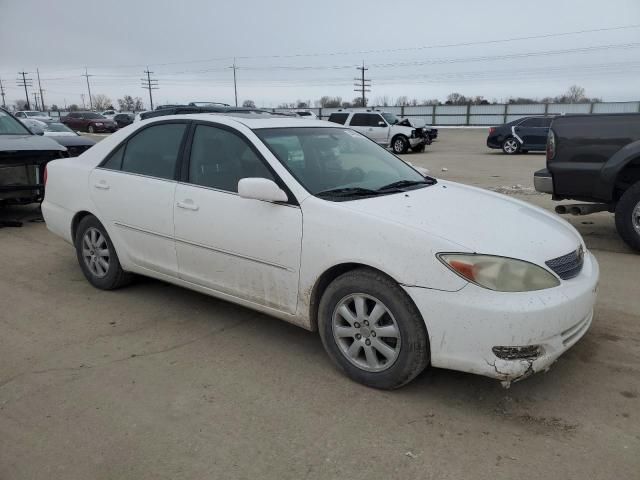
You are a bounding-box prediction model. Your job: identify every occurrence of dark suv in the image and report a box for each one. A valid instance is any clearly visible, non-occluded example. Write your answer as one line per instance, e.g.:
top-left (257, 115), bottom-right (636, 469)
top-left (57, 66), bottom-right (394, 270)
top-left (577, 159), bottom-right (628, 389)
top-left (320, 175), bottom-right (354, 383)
top-left (487, 116), bottom-right (555, 154)
top-left (62, 112), bottom-right (117, 133)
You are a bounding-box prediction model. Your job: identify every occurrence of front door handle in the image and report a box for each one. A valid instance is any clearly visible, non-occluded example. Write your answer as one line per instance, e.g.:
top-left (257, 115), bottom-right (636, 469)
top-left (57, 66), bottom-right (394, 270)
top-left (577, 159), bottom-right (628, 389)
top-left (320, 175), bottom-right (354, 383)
top-left (176, 200), bottom-right (199, 211)
top-left (94, 181), bottom-right (110, 190)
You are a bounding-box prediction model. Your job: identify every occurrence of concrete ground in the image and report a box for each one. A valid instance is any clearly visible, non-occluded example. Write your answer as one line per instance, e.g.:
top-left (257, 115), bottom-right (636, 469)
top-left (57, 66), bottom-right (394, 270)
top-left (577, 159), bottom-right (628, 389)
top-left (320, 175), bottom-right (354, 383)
top-left (1, 129), bottom-right (638, 480)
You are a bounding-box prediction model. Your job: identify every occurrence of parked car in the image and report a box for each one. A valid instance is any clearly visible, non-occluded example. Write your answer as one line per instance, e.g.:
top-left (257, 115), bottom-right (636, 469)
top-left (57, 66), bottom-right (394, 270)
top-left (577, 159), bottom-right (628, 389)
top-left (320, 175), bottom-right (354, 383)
top-left (62, 112), bottom-right (117, 133)
top-left (0, 108), bottom-right (66, 205)
top-left (395, 117), bottom-right (438, 141)
top-left (295, 110), bottom-right (317, 120)
top-left (327, 110), bottom-right (430, 154)
top-left (534, 113), bottom-right (640, 251)
top-left (21, 119), bottom-right (96, 157)
top-left (15, 110), bottom-right (54, 123)
top-left (42, 114), bottom-right (598, 389)
top-left (487, 116), bottom-right (555, 154)
top-left (113, 113), bottom-right (134, 128)
top-left (100, 110), bottom-right (116, 119)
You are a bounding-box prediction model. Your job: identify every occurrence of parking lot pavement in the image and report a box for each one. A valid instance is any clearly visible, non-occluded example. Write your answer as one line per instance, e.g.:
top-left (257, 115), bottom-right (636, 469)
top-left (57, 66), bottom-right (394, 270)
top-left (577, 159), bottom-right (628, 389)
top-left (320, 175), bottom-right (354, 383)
top-left (1, 129), bottom-right (639, 480)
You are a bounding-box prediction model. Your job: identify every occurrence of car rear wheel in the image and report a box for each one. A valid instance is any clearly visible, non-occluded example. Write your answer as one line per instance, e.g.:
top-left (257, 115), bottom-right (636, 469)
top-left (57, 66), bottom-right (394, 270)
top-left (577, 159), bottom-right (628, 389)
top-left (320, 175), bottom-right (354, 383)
top-left (318, 268), bottom-right (430, 389)
top-left (502, 137), bottom-right (520, 154)
top-left (88, 125), bottom-right (95, 134)
top-left (391, 136), bottom-right (409, 154)
top-left (615, 181), bottom-right (640, 252)
top-left (75, 215), bottom-right (133, 289)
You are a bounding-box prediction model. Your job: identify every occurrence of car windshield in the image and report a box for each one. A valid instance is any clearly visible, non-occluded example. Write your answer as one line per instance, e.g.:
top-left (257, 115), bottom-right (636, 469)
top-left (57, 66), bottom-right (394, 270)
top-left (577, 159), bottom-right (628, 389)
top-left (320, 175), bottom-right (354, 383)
top-left (381, 113), bottom-right (399, 125)
top-left (26, 111), bottom-right (47, 117)
top-left (0, 110), bottom-right (32, 134)
top-left (44, 122), bottom-right (75, 133)
top-left (255, 127), bottom-right (433, 200)
top-left (84, 113), bottom-right (105, 119)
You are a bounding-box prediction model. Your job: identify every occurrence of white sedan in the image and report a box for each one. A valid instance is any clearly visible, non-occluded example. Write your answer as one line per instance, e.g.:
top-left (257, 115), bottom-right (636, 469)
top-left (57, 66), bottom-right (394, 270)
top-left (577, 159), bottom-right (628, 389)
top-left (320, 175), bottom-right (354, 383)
top-left (42, 114), bottom-right (598, 389)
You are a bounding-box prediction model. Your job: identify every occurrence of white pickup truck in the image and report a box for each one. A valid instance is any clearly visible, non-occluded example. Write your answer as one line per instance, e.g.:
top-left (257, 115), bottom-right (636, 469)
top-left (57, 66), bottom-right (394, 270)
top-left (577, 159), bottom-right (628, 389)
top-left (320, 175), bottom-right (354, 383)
top-left (327, 110), bottom-right (431, 154)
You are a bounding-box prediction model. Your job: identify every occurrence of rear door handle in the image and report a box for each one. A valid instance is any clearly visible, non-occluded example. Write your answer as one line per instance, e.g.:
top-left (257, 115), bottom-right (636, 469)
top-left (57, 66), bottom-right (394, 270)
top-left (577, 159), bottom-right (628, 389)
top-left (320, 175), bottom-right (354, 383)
top-left (176, 200), bottom-right (199, 211)
top-left (94, 181), bottom-right (110, 190)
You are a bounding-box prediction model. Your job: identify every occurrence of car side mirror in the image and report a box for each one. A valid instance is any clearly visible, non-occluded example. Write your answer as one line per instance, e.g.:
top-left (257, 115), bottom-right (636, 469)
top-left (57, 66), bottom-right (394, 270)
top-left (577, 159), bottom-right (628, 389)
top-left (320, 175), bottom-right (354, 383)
top-left (32, 127), bottom-right (45, 136)
top-left (238, 178), bottom-right (288, 203)
top-left (378, 121), bottom-right (386, 127)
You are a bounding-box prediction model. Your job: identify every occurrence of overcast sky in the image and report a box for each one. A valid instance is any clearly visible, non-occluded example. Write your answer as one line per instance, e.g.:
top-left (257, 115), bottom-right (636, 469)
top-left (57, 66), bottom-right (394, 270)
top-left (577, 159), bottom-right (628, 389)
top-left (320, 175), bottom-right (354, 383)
top-left (1, 0), bottom-right (639, 109)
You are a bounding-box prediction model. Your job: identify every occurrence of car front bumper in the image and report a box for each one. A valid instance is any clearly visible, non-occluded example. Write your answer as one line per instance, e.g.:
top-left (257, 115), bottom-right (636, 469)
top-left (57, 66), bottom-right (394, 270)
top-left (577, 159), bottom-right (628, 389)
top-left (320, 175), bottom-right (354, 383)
top-left (534, 168), bottom-right (554, 194)
top-left (403, 251), bottom-right (599, 384)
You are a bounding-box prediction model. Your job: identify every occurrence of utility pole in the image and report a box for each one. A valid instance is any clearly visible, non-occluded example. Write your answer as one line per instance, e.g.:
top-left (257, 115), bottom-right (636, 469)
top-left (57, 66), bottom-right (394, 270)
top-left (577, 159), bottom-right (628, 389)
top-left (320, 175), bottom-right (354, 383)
top-left (36, 68), bottom-right (45, 110)
top-left (354, 61), bottom-right (371, 107)
top-left (17, 71), bottom-right (33, 110)
top-left (229, 58), bottom-right (238, 107)
top-left (32, 92), bottom-right (40, 111)
top-left (141, 67), bottom-right (158, 110)
top-left (0, 78), bottom-right (6, 108)
top-left (82, 68), bottom-right (93, 110)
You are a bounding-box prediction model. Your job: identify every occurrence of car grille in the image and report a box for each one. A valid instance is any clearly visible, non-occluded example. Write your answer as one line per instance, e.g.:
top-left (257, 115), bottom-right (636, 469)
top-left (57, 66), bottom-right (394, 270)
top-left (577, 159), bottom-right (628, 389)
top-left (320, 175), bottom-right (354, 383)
top-left (545, 247), bottom-right (584, 280)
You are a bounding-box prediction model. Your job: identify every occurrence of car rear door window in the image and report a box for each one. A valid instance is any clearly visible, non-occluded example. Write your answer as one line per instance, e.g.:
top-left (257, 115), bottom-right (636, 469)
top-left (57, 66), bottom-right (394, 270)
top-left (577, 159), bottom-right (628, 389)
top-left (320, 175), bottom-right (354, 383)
top-left (120, 123), bottom-right (186, 180)
top-left (349, 114), bottom-right (371, 127)
top-left (188, 125), bottom-right (275, 193)
top-left (328, 113), bottom-right (349, 125)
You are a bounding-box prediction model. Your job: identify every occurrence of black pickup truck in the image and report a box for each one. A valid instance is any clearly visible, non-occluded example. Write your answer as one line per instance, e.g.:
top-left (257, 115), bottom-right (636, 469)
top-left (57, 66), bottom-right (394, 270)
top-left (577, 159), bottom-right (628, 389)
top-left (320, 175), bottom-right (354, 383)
top-left (534, 113), bottom-right (640, 251)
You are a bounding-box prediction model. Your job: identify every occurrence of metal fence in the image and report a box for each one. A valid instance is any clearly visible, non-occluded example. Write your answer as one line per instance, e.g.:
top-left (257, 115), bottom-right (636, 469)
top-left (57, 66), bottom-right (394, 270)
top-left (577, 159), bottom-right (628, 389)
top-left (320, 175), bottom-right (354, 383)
top-left (270, 101), bottom-right (640, 126)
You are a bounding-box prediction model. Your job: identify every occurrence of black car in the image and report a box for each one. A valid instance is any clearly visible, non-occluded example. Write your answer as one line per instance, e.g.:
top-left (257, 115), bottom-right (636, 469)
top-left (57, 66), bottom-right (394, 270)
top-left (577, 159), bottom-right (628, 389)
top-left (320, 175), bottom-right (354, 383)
top-left (0, 108), bottom-right (66, 205)
top-left (139, 104), bottom-right (269, 121)
top-left (487, 116), bottom-right (555, 154)
top-left (113, 113), bottom-right (134, 128)
top-left (21, 119), bottom-right (96, 157)
top-left (534, 113), bottom-right (640, 251)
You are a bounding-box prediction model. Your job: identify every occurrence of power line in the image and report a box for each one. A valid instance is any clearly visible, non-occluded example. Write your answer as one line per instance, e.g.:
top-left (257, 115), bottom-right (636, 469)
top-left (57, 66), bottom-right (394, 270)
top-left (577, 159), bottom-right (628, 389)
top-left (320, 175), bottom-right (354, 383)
top-left (141, 67), bottom-right (158, 110)
top-left (82, 68), bottom-right (94, 110)
top-left (354, 61), bottom-right (371, 106)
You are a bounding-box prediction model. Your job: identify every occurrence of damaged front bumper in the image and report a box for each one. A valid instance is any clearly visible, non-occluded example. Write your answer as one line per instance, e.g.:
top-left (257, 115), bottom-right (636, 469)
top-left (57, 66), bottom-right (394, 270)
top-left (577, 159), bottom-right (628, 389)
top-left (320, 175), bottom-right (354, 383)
top-left (402, 251), bottom-right (599, 385)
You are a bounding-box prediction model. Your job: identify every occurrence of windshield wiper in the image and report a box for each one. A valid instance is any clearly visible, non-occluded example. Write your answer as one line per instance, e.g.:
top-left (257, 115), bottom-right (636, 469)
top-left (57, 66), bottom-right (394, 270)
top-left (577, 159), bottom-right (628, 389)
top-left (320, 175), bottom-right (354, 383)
top-left (316, 187), bottom-right (393, 198)
top-left (377, 179), bottom-right (434, 191)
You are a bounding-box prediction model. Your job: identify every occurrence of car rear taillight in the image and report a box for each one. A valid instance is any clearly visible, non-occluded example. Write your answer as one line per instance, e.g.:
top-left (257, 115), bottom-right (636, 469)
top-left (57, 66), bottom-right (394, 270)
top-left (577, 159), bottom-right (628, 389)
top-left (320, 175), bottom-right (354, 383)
top-left (546, 129), bottom-right (556, 161)
top-left (489, 127), bottom-right (496, 134)
top-left (43, 165), bottom-right (48, 187)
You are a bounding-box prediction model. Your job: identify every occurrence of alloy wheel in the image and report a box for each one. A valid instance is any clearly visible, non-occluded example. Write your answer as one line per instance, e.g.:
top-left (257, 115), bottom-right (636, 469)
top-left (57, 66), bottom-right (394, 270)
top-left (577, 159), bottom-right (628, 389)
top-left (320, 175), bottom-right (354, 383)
top-left (503, 139), bottom-right (518, 154)
top-left (82, 227), bottom-right (110, 278)
top-left (332, 293), bottom-right (402, 372)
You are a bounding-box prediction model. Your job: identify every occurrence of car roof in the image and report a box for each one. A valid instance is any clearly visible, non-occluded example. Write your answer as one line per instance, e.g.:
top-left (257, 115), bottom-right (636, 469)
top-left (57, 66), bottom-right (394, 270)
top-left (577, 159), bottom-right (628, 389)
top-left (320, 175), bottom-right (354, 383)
top-left (142, 112), bottom-right (338, 130)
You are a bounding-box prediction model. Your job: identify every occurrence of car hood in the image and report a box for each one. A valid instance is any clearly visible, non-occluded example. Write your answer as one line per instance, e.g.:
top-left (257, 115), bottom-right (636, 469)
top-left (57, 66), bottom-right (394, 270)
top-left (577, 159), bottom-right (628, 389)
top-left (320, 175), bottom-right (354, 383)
top-left (339, 180), bottom-right (582, 266)
top-left (46, 134), bottom-right (96, 147)
top-left (0, 134), bottom-right (67, 152)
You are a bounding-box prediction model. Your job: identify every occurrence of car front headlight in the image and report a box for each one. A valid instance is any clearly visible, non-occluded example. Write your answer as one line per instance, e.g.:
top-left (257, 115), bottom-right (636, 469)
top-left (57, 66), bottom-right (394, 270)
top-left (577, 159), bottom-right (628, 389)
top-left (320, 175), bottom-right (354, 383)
top-left (437, 253), bottom-right (560, 292)
top-left (94, 122), bottom-right (103, 126)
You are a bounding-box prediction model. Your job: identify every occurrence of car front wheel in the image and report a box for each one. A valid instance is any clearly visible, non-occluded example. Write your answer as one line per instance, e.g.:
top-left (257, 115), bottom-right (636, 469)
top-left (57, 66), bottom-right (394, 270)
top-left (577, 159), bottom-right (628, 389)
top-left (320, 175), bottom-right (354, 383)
top-left (88, 125), bottom-right (95, 134)
top-left (502, 137), bottom-right (520, 154)
top-left (75, 215), bottom-right (133, 289)
top-left (615, 181), bottom-right (640, 252)
top-left (391, 136), bottom-right (409, 154)
top-left (318, 268), bottom-right (429, 389)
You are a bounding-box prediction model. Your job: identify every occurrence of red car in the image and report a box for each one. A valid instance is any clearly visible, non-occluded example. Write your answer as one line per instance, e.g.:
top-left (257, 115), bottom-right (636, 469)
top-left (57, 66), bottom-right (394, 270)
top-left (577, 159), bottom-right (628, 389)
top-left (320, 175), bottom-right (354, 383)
top-left (61, 112), bottom-right (117, 133)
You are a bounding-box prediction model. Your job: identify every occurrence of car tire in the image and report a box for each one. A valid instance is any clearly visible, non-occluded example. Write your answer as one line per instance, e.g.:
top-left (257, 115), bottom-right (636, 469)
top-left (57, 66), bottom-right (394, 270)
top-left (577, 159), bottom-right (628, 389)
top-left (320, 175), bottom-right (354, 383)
top-left (88, 125), bottom-right (95, 134)
top-left (75, 215), bottom-right (133, 290)
top-left (318, 268), bottom-right (430, 389)
top-left (614, 181), bottom-right (640, 252)
top-left (391, 135), bottom-right (409, 154)
top-left (502, 137), bottom-right (520, 155)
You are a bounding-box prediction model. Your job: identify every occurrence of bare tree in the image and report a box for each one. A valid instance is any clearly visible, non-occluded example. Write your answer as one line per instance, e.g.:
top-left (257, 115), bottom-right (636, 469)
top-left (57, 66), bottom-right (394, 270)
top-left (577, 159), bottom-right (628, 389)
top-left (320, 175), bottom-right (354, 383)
top-left (133, 97), bottom-right (144, 111)
top-left (296, 100), bottom-right (309, 108)
top-left (117, 95), bottom-right (136, 111)
top-left (394, 96), bottom-right (410, 106)
top-left (15, 99), bottom-right (28, 110)
top-left (565, 85), bottom-right (586, 103)
top-left (352, 97), bottom-right (367, 107)
top-left (318, 96), bottom-right (342, 108)
top-left (242, 99), bottom-right (256, 108)
top-left (91, 94), bottom-right (112, 111)
top-left (374, 96), bottom-right (390, 107)
top-left (422, 98), bottom-right (440, 105)
top-left (68, 104), bottom-right (79, 111)
top-left (445, 93), bottom-right (468, 105)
